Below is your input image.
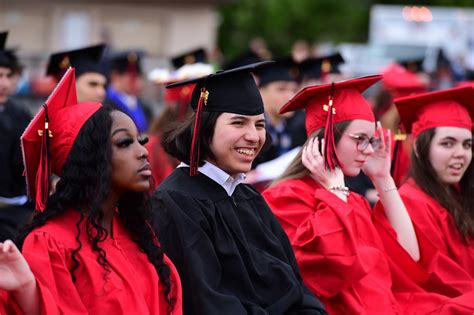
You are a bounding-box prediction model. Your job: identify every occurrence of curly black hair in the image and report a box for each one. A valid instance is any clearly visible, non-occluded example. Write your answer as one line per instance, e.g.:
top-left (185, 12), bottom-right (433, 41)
top-left (18, 105), bottom-right (174, 312)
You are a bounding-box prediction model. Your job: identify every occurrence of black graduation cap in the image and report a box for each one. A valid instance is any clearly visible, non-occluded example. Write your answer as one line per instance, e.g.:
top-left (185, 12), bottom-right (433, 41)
top-left (0, 31), bottom-right (20, 72)
top-left (108, 50), bottom-right (144, 75)
top-left (167, 60), bottom-right (273, 175)
top-left (255, 56), bottom-right (298, 87)
top-left (299, 52), bottom-right (344, 82)
top-left (399, 58), bottom-right (424, 74)
top-left (171, 48), bottom-right (208, 69)
top-left (46, 44), bottom-right (106, 80)
top-left (0, 31), bottom-right (7, 50)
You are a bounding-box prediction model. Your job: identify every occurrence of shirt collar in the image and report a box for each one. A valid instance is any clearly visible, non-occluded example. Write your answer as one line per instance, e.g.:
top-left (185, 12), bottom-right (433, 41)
top-left (178, 161), bottom-right (246, 196)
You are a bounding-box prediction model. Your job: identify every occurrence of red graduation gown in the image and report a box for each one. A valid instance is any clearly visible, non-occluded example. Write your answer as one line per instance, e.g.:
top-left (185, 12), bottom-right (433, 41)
top-left (263, 176), bottom-right (474, 314)
top-left (384, 179), bottom-right (474, 282)
top-left (6, 209), bottom-right (182, 314)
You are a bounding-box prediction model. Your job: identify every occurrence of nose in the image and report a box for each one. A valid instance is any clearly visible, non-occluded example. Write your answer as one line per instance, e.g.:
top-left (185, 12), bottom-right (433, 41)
top-left (244, 125), bottom-right (260, 143)
top-left (138, 143), bottom-right (149, 159)
top-left (362, 143), bottom-right (375, 155)
top-left (453, 143), bottom-right (468, 158)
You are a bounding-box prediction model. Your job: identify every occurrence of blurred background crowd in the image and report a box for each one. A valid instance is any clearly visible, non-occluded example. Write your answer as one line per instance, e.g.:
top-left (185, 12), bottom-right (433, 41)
top-left (1, 0), bottom-right (473, 201)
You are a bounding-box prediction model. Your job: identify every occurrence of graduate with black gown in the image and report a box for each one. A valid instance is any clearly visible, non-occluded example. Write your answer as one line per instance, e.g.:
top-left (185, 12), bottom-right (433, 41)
top-left (153, 62), bottom-right (327, 315)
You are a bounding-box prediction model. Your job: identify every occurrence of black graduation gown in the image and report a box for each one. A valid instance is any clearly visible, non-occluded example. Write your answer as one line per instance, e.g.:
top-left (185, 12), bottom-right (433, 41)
top-left (0, 100), bottom-right (34, 242)
top-left (153, 168), bottom-right (326, 315)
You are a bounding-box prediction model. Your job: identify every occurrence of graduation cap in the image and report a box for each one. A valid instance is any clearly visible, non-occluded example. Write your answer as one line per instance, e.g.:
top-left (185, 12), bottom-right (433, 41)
top-left (171, 48), bottom-right (208, 69)
top-left (382, 63), bottom-right (427, 98)
top-left (46, 44), bottom-right (106, 80)
top-left (166, 60), bottom-right (273, 175)
top-left (0, 31), bottom-right (6, 50)
top-left (299, 53), bottom-right (345, 82)
top-left (108, 50), bottom-right (144, 75)
top-left (394, 86), bottom-right (474, 138)
top-left (0, 31), bottom-right (20, 71)
top-left (280, 75), bottom-right (382, 170)
top-left (21, 68), bottom-right (102, 211)
top-left (255, 56), bottom-right (298, 87)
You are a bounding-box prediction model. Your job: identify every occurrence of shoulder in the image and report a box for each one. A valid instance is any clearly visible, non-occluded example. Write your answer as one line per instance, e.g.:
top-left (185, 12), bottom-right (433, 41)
top-left (263, 176), bottom-right (316, 201)
top-left (24, 211), bottom-right (82, 251)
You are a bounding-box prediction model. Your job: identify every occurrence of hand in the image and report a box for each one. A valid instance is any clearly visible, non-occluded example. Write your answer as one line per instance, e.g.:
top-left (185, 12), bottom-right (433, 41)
top-left (0, 240), bottom-right (35, 292)
top-left (362, 122), bottom-right (392, 180)
top-left (302, 137), bottom-right (344, 189)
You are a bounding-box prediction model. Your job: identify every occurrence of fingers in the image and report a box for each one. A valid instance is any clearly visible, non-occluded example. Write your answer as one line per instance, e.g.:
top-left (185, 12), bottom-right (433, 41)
top-left (1, 240), bottom-right (17, 254)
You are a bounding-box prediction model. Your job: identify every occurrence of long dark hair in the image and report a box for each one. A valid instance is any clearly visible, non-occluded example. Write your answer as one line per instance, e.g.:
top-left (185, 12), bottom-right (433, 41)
top-left (410, 128), bottom-right (474, 241)
top-left (162, 111), bottom-right (272, 166)
top-left (273, 121), bottom-right (350, 185)
top-left (18, 106), bottom-right (174, 312)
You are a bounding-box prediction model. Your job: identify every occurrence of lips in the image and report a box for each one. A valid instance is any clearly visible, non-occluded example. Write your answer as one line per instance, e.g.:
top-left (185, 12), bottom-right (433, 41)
top-left (138, 163), bottom-right (152, 176)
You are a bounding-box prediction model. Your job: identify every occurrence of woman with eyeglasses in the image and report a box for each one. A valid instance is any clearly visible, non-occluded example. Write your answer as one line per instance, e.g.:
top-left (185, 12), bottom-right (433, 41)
top-left (380, 87), bottom-right (474, 279)
top-left (262, 76), bottom-right (474, 314)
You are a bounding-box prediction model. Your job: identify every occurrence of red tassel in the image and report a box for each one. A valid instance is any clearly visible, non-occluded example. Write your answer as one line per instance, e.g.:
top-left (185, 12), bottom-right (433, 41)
top-left (35, 107), bottom-right (51, 211)
top-left (189, 88), bottom-right (208, 176)
top-left (323, 83), bottom-right (342, 170)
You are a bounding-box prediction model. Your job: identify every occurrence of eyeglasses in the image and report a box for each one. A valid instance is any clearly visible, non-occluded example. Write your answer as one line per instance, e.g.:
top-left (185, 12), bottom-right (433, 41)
top-left (347, 134), bottom-right (382, 151)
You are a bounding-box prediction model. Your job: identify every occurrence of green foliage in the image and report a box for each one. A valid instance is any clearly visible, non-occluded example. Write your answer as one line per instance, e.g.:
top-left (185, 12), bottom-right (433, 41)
top-left (217, 0), bottom-right (473, 58)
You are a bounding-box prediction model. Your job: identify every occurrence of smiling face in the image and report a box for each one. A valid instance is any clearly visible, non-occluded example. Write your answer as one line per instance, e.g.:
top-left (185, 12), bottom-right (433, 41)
top-left (336, 119), bottom-right (376, 177)
top-left (427, 126), bottom-right (472, 185)
top-left (110, 111), bottom-right (151, 194)
top-left (207, 112), bottom-right (266, 175)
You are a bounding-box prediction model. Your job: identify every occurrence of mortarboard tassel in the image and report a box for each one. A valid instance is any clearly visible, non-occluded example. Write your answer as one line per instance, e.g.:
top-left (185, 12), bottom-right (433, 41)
top-left (35, 104), bottom-right (52, 211)
top-left (323, 83), bottom-right (342, 170)
top-left (189, 87), bottom-right (209, 176)
top-left (128, 52), bottom-right (138, 95)
top-left (321, 59), bottom-right (331, 84)
top-left (391, 127), bottom-right (407, 187)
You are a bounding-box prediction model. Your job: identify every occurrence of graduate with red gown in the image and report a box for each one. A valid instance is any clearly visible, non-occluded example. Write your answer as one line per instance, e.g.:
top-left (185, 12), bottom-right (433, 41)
top-left (0, 68), bottom-right (182, 314)
top-left (386, 86), bottom-right (474, 279)
top-left (263, 76), bottom-right (474, 314)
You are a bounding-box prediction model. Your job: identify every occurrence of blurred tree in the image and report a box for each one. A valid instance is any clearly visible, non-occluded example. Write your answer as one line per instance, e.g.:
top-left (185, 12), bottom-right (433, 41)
top-left (217, 0), bottom-right (473, 60)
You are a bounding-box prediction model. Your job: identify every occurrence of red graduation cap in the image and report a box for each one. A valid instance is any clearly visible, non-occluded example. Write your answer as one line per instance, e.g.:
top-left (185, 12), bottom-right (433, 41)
top-left (280, 75), bottom-right (382, 169)
top-left (381, 63), bottom-right (427, 98)
top-left (394, 86), bottom-right (474, 138)
top-left (21, 67), bottom-right (102, 211)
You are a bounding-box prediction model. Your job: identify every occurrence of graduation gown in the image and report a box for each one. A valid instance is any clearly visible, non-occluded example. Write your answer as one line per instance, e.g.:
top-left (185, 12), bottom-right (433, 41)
top-left (263, 176), bottom-right (474, 314)
top-left (0, 100), bottom-right (34, 242)
top-left (5, 209), bottom-right (182, 314)
top-left (153, 167), bottom-right (326, 315)
top-left (380, 178), bottom-right (474, 283)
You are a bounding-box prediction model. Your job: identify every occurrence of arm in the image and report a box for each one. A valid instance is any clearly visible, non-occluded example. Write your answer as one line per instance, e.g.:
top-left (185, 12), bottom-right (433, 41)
top-left (363, 123), bottom-right (420, 261)
top-left (0, 240), bottom-right (40, 315)
top-left (264, 184), bottom-right (370, 299)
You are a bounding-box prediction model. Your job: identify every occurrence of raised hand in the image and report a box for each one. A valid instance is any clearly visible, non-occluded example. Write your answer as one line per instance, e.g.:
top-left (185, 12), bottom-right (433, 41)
top-left (362, 122), bottom-right (392, 180)
top-left (302, 137), bottom-right (345, 189)
top-left (0, 240), bottom-right (35, 292)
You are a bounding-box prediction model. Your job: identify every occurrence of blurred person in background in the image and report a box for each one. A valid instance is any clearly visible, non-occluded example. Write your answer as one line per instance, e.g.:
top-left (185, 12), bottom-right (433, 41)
top-left (106, 50), bottom-right (151, 133)
top-left (46, 44), bottom-right (107, 103)
top-left (299, 52), bottom-right (345, 88)
top-left (0, 31), bottom-right (33, 242)
top-left (146, 48), bottom-right (214, 188)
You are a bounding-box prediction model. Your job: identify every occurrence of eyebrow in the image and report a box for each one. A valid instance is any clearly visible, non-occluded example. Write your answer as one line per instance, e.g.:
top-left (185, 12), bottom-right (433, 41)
top-left (111, 128), bottom-right (129, 136)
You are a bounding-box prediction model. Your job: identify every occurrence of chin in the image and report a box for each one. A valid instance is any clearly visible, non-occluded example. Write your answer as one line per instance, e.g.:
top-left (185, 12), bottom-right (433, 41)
top-left (342, 166), bottom-right (361, 177)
